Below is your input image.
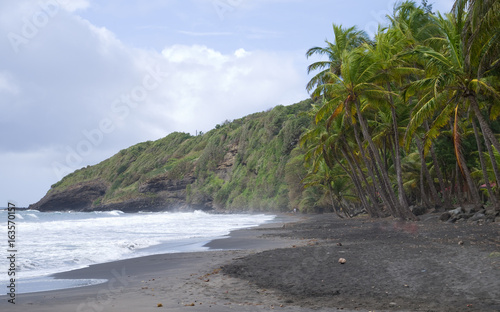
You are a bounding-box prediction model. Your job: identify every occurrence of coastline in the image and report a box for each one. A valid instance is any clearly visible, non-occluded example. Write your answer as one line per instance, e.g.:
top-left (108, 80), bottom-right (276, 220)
top-left (1, 213), bottom-right (332, 312)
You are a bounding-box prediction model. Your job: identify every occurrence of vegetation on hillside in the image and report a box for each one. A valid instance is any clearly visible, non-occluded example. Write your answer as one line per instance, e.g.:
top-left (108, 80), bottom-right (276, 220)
top-left (49, 100), bottom-right (312, 211)
top-left (302, 0), bottom-right (500, 218)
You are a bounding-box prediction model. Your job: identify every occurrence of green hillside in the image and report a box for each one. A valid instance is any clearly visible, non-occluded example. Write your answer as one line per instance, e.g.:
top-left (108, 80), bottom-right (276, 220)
top-left (33, 99), bottom-right (314, 212)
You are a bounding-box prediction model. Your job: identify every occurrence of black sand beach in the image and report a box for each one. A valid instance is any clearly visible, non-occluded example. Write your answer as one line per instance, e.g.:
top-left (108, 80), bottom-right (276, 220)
top-left (1, 213), bottom-right (499, 312)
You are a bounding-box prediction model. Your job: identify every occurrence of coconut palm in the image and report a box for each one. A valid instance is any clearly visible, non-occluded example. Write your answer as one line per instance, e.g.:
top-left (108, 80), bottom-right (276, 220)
top-left (406, 10), bottom-right (499, 206)
top-left (314, 47), bottom-right (417, 219)
top-left (306, 24), bottom-right (370, 93)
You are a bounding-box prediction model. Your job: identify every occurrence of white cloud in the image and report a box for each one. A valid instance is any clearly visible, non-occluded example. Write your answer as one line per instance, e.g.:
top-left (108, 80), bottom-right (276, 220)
top-left (58, 0), bottom-right (90, 12)
top-left (158, 44), bottom-right (305, 133)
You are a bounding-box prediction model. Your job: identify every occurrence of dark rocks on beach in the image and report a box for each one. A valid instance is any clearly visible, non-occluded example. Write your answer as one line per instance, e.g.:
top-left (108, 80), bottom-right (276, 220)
top-left (439, 206), bottom-right (499, 223)
top-left (410, 205), bottom-right (427, 216)
top-left (440, 212), bottom-right (452, 222)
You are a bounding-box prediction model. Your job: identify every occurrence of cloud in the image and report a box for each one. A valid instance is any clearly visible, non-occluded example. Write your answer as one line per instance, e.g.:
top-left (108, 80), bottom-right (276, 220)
top-left (177, 30), bottom-right (233, 37)
top-left (158, 44), bottom-right (305, 133)
top-left (58, 0), bottom-right (90, 12)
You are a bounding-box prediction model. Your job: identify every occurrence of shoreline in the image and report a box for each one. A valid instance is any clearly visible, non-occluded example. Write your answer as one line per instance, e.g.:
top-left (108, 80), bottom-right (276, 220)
top-left (1, 213), bottom-right (325, 312)
top-left (2, 210), bottom-right (285, 295)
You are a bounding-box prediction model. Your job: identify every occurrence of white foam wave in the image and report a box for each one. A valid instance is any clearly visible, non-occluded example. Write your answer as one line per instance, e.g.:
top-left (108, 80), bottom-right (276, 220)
top-left (0, 210), bottom-right (275, 282)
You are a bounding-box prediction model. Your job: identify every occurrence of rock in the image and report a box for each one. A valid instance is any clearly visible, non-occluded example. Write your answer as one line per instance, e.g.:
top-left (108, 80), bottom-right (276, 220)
top-left (439, 212), bottom-right (451, 222)
top-left (29, 179), bottom-right (108, 212)
top-left (463, 205), bottom-right (478, 214)
top-left (338, 258), bottom-right (346, 264)
top-left (469, 213), bottom-right (486, 222)
top-left (139, 175), bottom-right (195, 193)
top-left (410, 205), bottom-right (427, 216)
top-left (486, 209), bottom-right (498, 216)
top-left (461, 213), bottom-right (474, 220)
top-left (449, 207), bottom-right (463, 216)
top-left (495, 216), bottom-right (500, 223)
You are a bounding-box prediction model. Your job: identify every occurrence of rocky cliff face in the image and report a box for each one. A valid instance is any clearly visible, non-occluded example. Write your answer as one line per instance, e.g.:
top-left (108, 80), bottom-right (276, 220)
top-left (29, 156), bottom-right (233, 212)
top-left (29, 175), bottom-right (207, 212)
top-left (138, 175), bottom-right (195, 193)
top-left (29, 180), bottom-right (108, 212)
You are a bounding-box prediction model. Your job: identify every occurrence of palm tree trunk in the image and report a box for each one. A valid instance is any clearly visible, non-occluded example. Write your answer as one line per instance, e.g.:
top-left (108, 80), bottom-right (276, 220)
top-left (484, 133), bottom-right (500, 196)
top-left (354, 99), bottom-right (415, 220)
top-left (388, 83), bottom-right (410, 210)
top-left (349, 115), bottom-right (397, 217)
top-left (327, 182), bottom-right (344, 218)
top-left (343, 144), bottom-right (381, 211)
top-left (457, 147), bottom-right (481, 205)
top-left (338, 148), bottom-right (377, 217)
top-left (454, 163), bottom-right (464, 205)
top-left (425, 121), bottom-right (453, 209)
top-left (420, 163), bottom-right (432, 208)
top-left (471, 120), bottom-right (498, 208)
top-left (470, 96), bottom-right (500, 154)
top-left (415, 137), bottom-right (441, 207)
top-left (452, 117), bottom-right (482, 205)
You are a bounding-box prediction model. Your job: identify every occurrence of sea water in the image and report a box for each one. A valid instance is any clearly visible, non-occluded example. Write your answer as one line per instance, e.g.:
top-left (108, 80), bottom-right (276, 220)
top-left (0, 209), bottom-right (275, 293)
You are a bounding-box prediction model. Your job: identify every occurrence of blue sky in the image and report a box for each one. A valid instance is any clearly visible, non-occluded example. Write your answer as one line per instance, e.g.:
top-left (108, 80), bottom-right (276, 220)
top-left (0, 0), bottom-right (454, 207)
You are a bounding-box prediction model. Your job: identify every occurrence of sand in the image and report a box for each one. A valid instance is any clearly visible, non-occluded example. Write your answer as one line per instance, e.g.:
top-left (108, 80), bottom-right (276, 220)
top-left (1, 212), bottom-right (499, 312)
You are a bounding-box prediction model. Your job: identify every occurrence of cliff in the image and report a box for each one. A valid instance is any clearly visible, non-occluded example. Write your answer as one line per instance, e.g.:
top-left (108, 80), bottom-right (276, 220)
top-left (30, 100), bottom-right (313, 212)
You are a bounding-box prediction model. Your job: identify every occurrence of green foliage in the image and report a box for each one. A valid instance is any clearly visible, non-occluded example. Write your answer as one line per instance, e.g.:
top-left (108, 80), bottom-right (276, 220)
top-left (47, 100), bottom-right (314, 211)
top-left (303, 0), bottom-right (500, 216)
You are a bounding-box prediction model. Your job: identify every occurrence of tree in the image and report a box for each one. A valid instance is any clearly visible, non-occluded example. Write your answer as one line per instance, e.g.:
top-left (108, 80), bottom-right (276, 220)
top-left (306, 24), bottom-right (370, 93)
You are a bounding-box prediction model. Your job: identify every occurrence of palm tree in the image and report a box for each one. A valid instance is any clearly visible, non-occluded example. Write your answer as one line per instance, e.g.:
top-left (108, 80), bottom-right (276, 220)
top-left (306, 24), bottom-right (370, 93)
top-left (315, 48), bottom-right (417, 219)
top-left (406, 10), bottom-right (499, 206)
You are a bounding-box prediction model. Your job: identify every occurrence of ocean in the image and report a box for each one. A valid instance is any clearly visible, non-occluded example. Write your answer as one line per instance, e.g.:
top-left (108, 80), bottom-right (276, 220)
top-left (0, 209), bottom-right (276, 294)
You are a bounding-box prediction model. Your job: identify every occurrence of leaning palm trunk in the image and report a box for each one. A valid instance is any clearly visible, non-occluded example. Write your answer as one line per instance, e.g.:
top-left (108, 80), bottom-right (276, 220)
top-left (338, 148), bottom-right (378, 217)
top-left (415, 137), bottom-right (441, 207)
top-left (470, 97), bottom-right (500, 155)
top-left (425, 121), bottom-right (453, 209)
top-left (471, 120), bottom-right (499, 208)
top-left (484, 134), bottom-right (500, 199)
top-left (453, 113), bottom-right (482, 205)
top-left (420, 163), bottom-right (432, 208)
top-left (354, 99), bottom-right (416, 220)
top-left (348, 147), bottom-right (381, 212)
top-left (388, 83), bottom-right (410, 210)
top-left (351, 117), bottom-right (398, 217)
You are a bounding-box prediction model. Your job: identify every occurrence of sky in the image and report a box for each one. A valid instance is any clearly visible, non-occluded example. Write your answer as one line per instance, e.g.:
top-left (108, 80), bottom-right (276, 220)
top-left (0, 0), bottom-right (455, 207)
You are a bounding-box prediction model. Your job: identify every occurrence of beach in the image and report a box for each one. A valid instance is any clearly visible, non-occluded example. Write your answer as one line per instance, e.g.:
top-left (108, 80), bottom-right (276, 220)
top-left (1, 213), bottom-right (499, 311)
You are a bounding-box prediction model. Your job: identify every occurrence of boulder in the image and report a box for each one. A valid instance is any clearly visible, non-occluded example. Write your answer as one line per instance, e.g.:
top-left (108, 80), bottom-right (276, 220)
top-left (449, 207), bottom-right (463, 216)
top-left (439, 212), bottom-right (451, 222)
top-left (410, 205), bottom-right (427, 216)
top-left (469, 213), bottom-right (486, 222)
